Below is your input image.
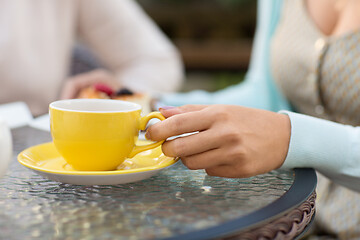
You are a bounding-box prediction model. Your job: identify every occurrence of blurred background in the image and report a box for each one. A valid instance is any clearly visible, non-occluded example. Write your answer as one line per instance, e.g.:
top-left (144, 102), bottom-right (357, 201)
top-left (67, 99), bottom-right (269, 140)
top-left (72, 0), bottom-right (257, 93)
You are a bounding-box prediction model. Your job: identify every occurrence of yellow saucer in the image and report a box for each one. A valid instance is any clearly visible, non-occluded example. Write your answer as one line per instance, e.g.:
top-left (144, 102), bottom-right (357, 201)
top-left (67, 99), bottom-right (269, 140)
top-left (18, 141), bottom-right (178, 185)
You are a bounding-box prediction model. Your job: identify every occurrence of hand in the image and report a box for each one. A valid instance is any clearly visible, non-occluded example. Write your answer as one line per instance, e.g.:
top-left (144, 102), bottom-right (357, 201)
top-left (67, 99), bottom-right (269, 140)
top-left (60, 69), bottom-right (121, 99)
top-left (146, 104), bottom-right (291, 178)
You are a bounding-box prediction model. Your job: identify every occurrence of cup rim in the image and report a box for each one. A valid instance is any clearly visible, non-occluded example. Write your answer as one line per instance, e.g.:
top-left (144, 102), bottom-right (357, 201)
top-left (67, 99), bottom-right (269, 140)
top-left (49, 99), bottom-right (142, 113)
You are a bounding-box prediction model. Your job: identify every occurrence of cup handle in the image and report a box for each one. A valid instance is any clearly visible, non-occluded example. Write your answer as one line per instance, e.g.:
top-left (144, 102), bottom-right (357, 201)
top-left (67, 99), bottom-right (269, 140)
top-left (128, 112), bottom-right (165, 158)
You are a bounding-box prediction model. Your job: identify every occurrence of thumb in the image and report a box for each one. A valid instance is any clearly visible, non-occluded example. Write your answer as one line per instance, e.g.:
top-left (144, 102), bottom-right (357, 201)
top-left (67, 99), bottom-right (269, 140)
top-left (159, 104), bottom-right (208, 118)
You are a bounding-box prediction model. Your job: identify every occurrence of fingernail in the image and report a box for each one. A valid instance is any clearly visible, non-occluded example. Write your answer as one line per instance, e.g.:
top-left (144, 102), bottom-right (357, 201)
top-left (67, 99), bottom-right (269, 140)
top-left (159, 106), bottom-right (175, 111)
top-left (145, 131), bottom-right (151, 140)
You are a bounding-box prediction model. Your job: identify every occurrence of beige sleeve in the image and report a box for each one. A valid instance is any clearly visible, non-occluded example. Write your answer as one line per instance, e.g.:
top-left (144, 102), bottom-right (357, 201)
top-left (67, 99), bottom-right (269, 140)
top-left (76, 0), bottom-right (184, 94)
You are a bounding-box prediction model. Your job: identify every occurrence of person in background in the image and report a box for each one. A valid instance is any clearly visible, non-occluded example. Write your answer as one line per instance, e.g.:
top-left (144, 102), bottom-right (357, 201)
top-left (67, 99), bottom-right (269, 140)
top-left (147, 0), bottom-right (360, 238)
top-left (0, 0), bottom-right (183, 116)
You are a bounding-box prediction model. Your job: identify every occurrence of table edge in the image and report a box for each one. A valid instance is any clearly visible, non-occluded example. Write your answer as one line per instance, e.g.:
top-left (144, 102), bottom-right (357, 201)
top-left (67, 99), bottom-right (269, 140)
top-left (164, 168), bottom-right (317, 240)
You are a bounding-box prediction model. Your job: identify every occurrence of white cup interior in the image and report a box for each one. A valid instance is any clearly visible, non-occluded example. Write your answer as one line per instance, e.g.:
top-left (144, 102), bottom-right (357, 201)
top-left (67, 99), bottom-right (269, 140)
top-left (50, 99), bottom-right (141, 113)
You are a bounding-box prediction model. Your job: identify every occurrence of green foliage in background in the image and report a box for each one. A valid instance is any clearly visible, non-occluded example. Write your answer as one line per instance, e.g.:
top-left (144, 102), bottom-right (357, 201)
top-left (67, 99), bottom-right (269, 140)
top-left (212, 72), bottom-right (246, 91)
top-left (138, 0), bottom-right (254, 8)
top-left (211, 0), bottom-right (254, 8)
top-left (181, 71), bottom-right (246, 93)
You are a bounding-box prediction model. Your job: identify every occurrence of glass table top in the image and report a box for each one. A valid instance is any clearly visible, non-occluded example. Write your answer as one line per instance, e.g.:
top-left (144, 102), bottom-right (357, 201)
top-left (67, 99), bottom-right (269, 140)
top-left (0, 127), bottom-right (295, 240)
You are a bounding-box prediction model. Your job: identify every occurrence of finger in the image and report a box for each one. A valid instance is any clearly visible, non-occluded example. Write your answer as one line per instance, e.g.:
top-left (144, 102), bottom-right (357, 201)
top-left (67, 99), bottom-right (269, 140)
top-left (161, 129), bottom-right (220, 157)
top-left (159, 104), bottom-right (208, 118)
top-left (60, 74), bottom-right (95, 100)
top-left (205, 164), bottom-right (254, 179)
top-left (60, 81), bottom-right (77, 99)
top-left (60, 70), bottom-right (119, 99)
top-left (180, 148), bottom-right (232, 170)
top-left (146, 109), bottom-right (212, 141)
top-left (73, 70), bottom-right (118, 90)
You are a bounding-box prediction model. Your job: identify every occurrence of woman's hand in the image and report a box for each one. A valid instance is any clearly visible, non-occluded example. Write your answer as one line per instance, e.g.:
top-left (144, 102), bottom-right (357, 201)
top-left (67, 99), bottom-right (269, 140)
top-left (146, 104), bottom-right (291, 178)
top-left (60, 69), bottom-right (121, 99)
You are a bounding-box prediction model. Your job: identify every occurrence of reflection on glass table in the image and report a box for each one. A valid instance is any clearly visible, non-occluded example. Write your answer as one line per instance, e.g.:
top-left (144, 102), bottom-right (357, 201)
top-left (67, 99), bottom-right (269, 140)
top-left (0, 127), bottom-right (316, 240)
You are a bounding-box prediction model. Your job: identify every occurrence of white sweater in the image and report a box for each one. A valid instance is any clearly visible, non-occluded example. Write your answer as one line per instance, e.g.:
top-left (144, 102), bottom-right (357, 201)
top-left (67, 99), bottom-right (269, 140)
top-left (0, 0), bottom-right (183, 116)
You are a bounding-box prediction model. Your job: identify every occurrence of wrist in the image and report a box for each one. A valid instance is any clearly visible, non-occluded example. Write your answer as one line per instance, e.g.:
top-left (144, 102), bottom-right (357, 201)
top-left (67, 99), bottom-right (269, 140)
top-left (276, 113), bottom-right (291, 168)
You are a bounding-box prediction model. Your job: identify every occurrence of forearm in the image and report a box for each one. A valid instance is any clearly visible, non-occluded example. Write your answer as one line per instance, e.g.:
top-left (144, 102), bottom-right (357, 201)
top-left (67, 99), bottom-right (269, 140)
top-left (160, 77), bottom-right (264, 107)
top-left (280, 111), bottom-right (360, 192)
top-left (160, 75), bottom-right (290, 112)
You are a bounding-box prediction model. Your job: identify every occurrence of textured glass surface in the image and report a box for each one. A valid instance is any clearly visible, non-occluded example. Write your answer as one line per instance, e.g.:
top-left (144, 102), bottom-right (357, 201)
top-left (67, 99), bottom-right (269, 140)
top-left (0, 127), bottom-right (294, 240)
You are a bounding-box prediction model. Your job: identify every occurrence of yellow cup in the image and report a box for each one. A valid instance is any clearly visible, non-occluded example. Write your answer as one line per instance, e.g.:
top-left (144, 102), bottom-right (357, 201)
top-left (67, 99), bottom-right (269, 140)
top-left (49, 99), bottom-right (165, 171)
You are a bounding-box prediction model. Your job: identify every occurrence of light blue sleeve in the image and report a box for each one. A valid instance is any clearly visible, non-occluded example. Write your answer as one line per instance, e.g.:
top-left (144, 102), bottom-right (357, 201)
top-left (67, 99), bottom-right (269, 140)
top-left (280, 111), bottom-right (360, 192)
top-left (160, 0), bottom-right (290, 112)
